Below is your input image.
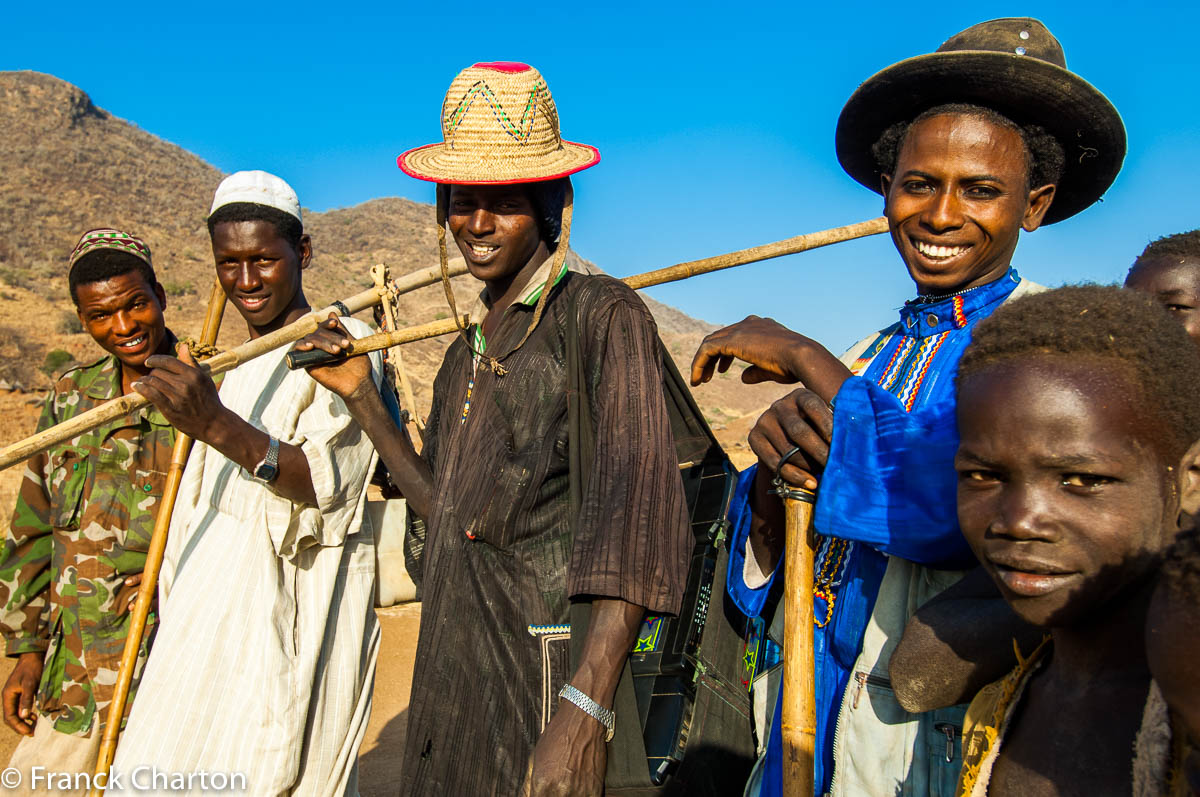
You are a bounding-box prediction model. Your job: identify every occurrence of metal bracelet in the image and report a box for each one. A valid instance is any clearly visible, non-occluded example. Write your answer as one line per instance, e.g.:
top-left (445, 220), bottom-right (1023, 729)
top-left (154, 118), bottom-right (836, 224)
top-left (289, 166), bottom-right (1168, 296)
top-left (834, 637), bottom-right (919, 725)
top-left (558, 683), bottom-right (615, 742)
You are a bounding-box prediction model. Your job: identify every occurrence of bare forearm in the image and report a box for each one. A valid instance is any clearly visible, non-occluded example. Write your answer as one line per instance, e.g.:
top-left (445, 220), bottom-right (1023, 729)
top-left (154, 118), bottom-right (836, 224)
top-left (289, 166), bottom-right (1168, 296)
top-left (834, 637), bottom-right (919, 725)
top-left (204, 409), bottom-right (317, 505)
top-left (343, 383), bottom-right (434, 520)
top-left (569, 598), bottom-right (643, 707)
top-left (788, 338), bottom-right (853, 404)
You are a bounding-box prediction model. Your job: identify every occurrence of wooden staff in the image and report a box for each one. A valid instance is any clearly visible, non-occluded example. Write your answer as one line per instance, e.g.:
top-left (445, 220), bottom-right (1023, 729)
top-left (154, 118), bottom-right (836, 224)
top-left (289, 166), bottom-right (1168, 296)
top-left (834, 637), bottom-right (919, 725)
top-left (90, 279), bottom-right (227, 795)
top-left (777, 488), bottom-right (818, 797)
top-left (285, 216), bottom-right (890, 369)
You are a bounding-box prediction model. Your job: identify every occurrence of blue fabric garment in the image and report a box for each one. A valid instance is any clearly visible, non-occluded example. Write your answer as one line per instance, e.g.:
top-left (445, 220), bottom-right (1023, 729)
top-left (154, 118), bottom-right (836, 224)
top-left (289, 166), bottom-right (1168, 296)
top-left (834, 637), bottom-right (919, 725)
top-left (727, 269), bottom-right (1024, 797)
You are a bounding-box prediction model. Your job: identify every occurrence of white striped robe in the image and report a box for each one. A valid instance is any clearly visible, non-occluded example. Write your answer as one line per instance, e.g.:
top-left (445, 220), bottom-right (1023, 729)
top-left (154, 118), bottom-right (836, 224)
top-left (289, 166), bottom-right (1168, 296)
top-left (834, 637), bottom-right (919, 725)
top-left (109, 318), bottom-right (382, 796)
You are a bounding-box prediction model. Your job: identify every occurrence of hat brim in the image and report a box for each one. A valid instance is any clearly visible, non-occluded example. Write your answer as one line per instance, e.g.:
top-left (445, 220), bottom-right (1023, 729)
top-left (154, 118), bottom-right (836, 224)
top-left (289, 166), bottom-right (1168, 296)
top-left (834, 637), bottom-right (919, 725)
top-left (397, 140), bottom-right (600, 185)
top-left (835, 51), bottom-right (1126, 224)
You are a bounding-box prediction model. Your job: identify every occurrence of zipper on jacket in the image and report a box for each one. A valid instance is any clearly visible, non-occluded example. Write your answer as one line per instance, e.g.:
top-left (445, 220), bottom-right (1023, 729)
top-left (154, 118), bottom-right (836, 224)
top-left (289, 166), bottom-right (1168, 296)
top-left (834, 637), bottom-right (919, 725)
top-left (850, 671), bottom-right (892, 710)
top-left (933, 721), bottom-right (961, 763)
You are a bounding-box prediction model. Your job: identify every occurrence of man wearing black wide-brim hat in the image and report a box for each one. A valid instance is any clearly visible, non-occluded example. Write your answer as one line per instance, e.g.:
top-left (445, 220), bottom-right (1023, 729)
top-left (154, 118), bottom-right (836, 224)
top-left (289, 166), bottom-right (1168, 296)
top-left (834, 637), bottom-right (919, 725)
top-left (690, 17), bottom-right (1125, 797)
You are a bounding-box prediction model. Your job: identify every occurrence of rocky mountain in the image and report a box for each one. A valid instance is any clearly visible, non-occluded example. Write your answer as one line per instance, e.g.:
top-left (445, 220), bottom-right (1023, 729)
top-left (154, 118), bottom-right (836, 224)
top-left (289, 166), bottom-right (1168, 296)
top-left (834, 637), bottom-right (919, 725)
top-left (0, 70), bottom-right (786, 463)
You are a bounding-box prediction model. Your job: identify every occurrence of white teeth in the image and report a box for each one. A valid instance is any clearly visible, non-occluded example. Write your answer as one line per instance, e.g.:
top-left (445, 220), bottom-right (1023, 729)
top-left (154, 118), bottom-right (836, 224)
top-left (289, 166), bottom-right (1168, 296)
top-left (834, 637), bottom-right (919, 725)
top-left (118, 336), bottom-right (146, 348)
top-left (469, 243), bottom-right (497, 255)
top-left (914, 240), bottom-right (969, 260)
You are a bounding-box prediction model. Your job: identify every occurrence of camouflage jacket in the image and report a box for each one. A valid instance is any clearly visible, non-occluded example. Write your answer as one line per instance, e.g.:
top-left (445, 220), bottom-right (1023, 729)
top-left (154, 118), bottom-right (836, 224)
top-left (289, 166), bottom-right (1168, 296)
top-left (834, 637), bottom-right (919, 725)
top-left (0, 349), bottom-right (176, 736)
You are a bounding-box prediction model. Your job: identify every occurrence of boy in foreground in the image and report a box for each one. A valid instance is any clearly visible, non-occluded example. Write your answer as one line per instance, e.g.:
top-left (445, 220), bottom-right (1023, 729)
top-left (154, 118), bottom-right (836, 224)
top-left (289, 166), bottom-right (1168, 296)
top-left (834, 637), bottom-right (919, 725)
top-left (949, 285), bottom-right (1200, 795)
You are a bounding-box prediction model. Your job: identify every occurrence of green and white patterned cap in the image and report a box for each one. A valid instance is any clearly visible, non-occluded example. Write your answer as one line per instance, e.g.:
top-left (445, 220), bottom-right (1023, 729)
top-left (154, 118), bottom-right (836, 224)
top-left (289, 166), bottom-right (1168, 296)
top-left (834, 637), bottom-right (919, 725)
top-left (68, 228), bottom-right (153, 271)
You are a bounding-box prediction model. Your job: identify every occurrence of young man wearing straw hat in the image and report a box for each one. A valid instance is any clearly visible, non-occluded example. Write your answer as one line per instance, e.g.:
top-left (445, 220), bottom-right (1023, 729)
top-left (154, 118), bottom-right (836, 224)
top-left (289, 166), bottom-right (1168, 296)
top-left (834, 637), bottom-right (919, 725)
top-left (298, 62), bottom-right (692, 796)
top-left (689, 18), bottom-right (1124, 797)
top-left (109, 171), bottom-right (383, 795)
top-left (0, 230), bottom-right (176, 794)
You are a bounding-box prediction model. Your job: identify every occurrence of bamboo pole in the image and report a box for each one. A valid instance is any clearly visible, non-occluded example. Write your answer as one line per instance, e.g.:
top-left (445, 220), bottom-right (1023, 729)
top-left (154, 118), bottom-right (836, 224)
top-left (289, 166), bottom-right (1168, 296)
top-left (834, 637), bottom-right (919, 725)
top-left (285, 216), bottom-right (890, 369)
top-left (779, 489), bottom-right (818, 797)
top-left (0, 287), bottom-right (381, 471)
top-left (90, 279), bottom-right (227, 795)
top-left (622, 216), bottom-right (888, 291)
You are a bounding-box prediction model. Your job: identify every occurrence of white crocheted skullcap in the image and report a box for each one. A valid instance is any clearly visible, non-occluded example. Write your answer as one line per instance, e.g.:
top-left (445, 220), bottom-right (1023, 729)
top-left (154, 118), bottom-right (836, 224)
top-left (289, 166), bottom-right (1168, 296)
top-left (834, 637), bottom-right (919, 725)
top-left (210, 170), bottom-right (302, 221)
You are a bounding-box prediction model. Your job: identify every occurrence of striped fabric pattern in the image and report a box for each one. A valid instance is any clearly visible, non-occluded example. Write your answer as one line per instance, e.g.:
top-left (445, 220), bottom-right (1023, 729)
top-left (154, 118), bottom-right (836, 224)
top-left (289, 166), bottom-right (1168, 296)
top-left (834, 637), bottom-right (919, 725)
top-left (110, 319), bottom-right (383, 796)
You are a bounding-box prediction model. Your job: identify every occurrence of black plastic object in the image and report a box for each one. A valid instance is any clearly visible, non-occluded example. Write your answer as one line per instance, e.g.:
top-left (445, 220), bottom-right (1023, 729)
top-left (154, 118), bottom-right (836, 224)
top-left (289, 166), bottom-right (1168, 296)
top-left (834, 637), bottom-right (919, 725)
top-left (285, 348), bottom-right (345, 370)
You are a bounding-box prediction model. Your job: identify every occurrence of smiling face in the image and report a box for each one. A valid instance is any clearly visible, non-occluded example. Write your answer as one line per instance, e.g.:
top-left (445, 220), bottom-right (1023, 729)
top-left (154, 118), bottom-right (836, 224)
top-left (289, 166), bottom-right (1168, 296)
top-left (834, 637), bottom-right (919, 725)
top-left (211, 220), bottom-right (311, 338)
top-left (75, 270), bottom-right (170, 377)
top-left (1125, 256), bottom-right (1200, 349)
top-left (956, 357), bottom-right (1185, 628)
top-left (447, 184), bottom-right (544, 287)
top-left (882, 113), bottom-right (1056, 295)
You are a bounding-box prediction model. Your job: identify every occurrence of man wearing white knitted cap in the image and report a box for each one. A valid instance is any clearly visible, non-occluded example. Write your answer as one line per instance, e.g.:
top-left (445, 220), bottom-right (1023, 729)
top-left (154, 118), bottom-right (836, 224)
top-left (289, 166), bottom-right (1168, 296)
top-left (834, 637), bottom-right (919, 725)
top-left (110, 170), bottom-right (383, 796)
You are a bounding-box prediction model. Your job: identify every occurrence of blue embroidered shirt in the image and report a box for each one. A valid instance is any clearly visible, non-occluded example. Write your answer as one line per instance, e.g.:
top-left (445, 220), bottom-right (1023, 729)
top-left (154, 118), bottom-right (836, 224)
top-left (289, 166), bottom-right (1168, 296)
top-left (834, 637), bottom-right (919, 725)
top-left (727, 269), bottom-right (1024, 796)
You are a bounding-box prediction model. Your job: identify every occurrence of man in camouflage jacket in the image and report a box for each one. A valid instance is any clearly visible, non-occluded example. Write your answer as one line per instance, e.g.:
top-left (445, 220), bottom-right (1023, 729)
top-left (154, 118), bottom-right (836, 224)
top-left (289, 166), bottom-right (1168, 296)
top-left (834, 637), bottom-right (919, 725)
top-left (1, 229), bottom-right (177, 789)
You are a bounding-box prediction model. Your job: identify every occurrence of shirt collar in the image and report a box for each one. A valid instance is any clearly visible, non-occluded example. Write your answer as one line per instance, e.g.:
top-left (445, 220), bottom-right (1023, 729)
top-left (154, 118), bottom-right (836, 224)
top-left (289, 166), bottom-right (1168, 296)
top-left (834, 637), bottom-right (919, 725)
top-left (898, 268), bottom-right (1021, 338)
top-left (466, 256), bottom-right (571, 326)
top-left (82, 333), bottom-right (177, 427)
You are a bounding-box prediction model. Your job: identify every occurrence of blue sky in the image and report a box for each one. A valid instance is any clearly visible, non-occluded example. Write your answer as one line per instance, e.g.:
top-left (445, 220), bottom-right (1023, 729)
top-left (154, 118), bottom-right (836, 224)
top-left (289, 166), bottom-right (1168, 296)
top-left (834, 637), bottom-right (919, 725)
top-left (5, 1), bottom-right (1198, 350)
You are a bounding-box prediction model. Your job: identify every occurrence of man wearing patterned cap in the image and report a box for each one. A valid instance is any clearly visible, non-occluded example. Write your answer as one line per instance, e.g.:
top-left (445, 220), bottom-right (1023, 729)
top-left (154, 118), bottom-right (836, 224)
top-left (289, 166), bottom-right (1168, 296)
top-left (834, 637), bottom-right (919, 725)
top-left (110, 171), bottom-right (383, 795)
top-left (297, 63), bottom-right (692, 796)
top-left (0, 229), bottom-right (177, 794)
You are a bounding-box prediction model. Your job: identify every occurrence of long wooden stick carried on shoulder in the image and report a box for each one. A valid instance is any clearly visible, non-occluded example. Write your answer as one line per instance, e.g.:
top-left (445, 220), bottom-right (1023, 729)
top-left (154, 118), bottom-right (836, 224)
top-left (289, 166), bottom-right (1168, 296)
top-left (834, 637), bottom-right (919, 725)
top-left (286, 216), bottom-right (890, 369)
top-left (89, 279), bottom-right (227, 795)
top-left (0, 269), bottom-right (468, 471)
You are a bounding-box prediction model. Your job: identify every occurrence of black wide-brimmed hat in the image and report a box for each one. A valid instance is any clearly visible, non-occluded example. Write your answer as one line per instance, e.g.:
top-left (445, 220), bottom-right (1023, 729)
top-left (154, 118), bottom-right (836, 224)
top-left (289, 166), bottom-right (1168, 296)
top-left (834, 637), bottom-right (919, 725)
top-left (836, 18), bottom-right (1125, 224)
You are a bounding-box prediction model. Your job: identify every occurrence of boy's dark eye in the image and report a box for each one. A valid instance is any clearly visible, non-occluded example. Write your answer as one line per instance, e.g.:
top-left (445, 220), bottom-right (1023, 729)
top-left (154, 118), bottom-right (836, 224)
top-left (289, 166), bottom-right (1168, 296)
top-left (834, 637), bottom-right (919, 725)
top-left (959, 469), bottom-right (1000, 484)
top-left (1061, 473), bottom-right (1113, 489)
top-left (1166, 304), bottom-right (1195, 313)
top-left (903, 180), bottom-right (933, 194)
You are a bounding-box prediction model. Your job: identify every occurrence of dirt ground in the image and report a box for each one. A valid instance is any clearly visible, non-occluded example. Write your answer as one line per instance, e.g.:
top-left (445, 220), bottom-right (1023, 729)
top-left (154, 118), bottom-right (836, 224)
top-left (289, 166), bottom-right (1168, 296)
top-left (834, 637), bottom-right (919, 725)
top-left (0, 605), bottom-right (420, 792)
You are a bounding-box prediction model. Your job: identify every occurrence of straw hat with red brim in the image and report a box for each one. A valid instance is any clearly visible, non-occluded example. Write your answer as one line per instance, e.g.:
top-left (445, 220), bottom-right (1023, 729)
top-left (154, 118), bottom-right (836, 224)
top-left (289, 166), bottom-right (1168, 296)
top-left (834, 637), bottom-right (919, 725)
top-left (400, 62), bottom-right (599, 376)
top-left (398, 61), bottom-right (600, 185)
top-left (836, 17), bottom-right (1126, 224)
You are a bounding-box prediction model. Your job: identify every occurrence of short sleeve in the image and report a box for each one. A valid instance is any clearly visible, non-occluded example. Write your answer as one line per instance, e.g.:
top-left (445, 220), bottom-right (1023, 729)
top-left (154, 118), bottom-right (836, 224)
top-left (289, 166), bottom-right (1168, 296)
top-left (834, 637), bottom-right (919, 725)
top-left (567, 287), bottom-right (691, 614)
top-left (262, 324), bottom-right (384, 560)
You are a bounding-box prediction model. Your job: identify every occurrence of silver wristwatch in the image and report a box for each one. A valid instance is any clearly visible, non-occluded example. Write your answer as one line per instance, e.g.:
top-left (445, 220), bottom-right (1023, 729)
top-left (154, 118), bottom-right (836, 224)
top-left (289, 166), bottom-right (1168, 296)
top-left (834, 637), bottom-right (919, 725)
top-left (250, 436), bottom-right (280, 484)
top-left (558, 684), bottom-right (615, 742)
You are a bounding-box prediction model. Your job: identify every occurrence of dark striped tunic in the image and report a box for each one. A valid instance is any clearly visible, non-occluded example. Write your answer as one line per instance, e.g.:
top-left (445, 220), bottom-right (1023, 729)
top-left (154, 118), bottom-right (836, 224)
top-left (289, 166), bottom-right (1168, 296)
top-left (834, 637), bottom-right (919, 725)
top-left (399, 271), bottom-right (691, 795)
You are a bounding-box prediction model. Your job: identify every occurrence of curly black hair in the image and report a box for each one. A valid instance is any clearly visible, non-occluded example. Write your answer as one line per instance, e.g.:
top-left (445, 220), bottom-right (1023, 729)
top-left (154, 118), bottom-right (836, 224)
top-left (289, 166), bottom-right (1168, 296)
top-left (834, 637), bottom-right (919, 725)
top-left (206, 202), bottom-right (304, 250)
top-left (1160, 524), bottom-right (1200, 606)
top-left (68, 249), bottom-right (159, 306)
top-left (958, 285), bottom-right (1200, 461)
top-left (1137, 229), bottom-right (1200, 262)
top-left (872, 103), bottom-right (1066, 191)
